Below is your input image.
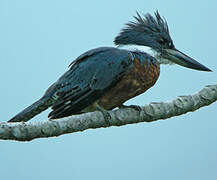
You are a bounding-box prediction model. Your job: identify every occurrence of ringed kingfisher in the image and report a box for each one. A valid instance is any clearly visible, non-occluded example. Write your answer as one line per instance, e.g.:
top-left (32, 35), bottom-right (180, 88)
top-left (8, 11), bottom-right (211, 123)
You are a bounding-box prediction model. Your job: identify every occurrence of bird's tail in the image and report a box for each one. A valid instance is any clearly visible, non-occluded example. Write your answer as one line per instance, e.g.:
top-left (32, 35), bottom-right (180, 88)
top-left (8, 95), bottom-right (54, 122)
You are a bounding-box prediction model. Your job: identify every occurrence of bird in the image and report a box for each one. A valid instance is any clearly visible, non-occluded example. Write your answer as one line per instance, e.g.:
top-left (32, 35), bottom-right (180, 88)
top-left (8, 11), bottom-right (211, 123)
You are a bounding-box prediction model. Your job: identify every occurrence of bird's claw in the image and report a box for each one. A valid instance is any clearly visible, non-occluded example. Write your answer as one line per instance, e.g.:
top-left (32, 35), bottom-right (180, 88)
top-left (101, 110), bottom-right (111, 125)
top-left (95, 103), bottom-right (111, 125)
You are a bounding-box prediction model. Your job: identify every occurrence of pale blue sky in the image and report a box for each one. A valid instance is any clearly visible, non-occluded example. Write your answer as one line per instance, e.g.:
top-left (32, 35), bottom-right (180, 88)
top-left (0, 0), bottom-right (217, 179)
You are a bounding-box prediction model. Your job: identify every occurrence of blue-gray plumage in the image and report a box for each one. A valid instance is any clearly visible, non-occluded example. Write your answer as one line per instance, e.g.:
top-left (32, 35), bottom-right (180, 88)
top-left (8, 11), bottom-right (211, 122)
top-left (48, 47), bottom-right (135, 118)
top-left (114, 12), bottom-right (174, 49)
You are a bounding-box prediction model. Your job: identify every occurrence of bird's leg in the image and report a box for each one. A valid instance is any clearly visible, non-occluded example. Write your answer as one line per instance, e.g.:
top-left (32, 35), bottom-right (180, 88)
top-left (119, 104), bottom-right (142, 112)
top-left (94, 102), bottom-right (111, 125)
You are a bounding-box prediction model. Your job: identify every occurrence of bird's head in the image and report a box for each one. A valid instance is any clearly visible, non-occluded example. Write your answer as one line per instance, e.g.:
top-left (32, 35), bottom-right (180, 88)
top-left (114, 11), bottom-right (211, 71)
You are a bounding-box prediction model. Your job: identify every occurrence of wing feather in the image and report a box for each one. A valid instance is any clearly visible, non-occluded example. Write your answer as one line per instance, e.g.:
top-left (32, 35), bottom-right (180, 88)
top-left (48, 47), bottom-right (134, 119)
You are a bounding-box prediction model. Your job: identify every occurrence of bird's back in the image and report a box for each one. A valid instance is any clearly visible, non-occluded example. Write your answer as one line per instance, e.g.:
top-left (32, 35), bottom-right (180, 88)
top-left (48, 47), bottom-right (160, 119)
top-left (9, 47), bottom-right (160, 122)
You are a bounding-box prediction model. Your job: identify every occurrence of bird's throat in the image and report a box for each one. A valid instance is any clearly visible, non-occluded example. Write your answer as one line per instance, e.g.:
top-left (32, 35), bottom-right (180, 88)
top-left (117, 45), bottom-right (174, 65)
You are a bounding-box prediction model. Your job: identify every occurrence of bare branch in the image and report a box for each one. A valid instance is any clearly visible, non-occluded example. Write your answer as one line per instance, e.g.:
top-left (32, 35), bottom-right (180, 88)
top-left (1, 84), bottom-right (216, 141)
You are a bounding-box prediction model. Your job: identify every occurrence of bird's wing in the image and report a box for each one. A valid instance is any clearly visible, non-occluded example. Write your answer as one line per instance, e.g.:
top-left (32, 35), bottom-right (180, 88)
top-left (48, 47), bottom-right (134, 119)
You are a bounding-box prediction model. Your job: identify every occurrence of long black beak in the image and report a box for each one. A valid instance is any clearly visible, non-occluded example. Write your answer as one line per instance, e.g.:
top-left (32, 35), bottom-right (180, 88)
top-left (163, 48), bottom-right (212, 71)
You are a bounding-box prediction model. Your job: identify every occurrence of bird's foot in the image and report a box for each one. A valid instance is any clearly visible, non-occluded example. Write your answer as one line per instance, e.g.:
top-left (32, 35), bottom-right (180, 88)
top-left (95, 104), bottom-right (111, 126)
top-left (119, 104), bottom-right (142, 112)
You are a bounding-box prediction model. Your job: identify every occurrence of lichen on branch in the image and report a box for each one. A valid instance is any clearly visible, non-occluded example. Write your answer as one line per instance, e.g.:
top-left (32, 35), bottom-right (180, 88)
top-left (0, 84), bottom-right (216, 141)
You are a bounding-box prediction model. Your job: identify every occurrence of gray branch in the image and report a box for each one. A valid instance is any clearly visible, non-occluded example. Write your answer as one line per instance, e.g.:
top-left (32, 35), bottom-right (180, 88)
top-left (1, 84), bottom-right (217, 141)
